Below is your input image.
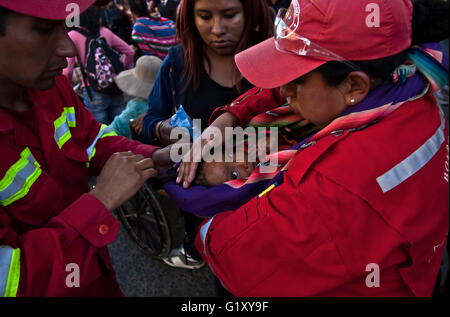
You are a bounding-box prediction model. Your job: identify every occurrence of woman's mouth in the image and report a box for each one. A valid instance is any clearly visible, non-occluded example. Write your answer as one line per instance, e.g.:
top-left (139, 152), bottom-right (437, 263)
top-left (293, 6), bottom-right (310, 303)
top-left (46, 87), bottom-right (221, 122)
top-left (210, 40), bottom-right (233, 48)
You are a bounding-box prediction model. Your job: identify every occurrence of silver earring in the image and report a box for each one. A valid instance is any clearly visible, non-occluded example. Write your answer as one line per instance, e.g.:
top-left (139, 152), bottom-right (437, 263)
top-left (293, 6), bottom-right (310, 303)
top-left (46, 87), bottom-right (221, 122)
top-left (350, 98), bottom-right (356, 104)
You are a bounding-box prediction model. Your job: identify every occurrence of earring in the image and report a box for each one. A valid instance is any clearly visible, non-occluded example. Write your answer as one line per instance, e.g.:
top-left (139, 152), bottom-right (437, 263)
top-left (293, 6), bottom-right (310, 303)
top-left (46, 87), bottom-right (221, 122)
top-left (350, 98), bottom-right (356, 104)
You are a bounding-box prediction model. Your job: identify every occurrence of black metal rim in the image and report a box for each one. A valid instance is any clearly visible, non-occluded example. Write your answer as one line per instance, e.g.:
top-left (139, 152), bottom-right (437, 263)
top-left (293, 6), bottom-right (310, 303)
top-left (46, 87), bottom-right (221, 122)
top-left (116, 183), bottom-right (172, 258)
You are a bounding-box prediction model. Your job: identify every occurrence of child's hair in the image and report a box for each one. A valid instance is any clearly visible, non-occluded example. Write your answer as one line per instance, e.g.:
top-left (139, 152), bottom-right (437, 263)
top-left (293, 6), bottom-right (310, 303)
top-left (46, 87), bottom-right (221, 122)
top-left (192, 162), bottom-right (209, 187)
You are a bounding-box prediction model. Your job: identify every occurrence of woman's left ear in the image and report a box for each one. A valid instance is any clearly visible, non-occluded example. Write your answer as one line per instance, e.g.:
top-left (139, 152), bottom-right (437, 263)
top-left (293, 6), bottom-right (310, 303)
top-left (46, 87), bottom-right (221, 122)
top-left (343, 71), bottom-right (371, 106)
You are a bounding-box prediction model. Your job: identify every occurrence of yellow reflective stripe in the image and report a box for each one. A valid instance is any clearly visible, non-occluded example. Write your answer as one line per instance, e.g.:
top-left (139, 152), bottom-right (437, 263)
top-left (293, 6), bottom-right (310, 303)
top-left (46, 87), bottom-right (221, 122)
top-left (88, 147), bottom-right (97, 162)
top-left (57, 130), bottom-right (72, 149)
top-left (54, 107), bottom-right (76, 149)
top-left (102, 131), bottom-right (118, 138)
top-left (86, 125), bottom-right (118, 168)
top-left (64, 107), bottom-right (76, 128)
top-left (258, 184), bottom-right (276, 198)
top-left (4, 248), bottom-right (20, 297)
top-left (0, 148), bottom-right (42, 207)
top-left (0, 148), bottom-right (31, 191)
top-left (99, 124), bottom-right (118, 138)
top-left (54, 112), bottom-right (67, 130)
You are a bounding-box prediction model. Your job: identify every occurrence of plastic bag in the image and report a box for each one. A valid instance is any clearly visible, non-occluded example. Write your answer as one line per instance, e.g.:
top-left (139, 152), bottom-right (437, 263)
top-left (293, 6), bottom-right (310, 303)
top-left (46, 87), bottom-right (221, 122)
top-left (169, 105), bottom-right (201, 139)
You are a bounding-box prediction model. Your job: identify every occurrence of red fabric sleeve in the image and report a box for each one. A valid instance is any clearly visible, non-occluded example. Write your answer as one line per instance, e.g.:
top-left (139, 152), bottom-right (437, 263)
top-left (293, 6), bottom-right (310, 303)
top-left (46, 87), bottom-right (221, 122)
top-left (1, 194), bottom-right (120, 296)
top-left (65, 79), bottom-right (159, 175)
top-left (208, 87), bottom-right (285, 126)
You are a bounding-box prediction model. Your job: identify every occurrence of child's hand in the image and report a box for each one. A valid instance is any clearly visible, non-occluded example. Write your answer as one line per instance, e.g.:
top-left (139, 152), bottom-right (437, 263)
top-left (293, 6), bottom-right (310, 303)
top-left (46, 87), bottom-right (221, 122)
top-left (130, 113), bottom-right (146, 135)
top-left (152, 145), bottom-right (175, 174)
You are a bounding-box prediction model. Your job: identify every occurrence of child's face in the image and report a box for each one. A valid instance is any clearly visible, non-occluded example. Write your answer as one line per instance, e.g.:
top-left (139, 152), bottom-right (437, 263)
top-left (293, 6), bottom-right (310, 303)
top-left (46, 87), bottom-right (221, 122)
top-left (196, 160), bottom-right (256, 187)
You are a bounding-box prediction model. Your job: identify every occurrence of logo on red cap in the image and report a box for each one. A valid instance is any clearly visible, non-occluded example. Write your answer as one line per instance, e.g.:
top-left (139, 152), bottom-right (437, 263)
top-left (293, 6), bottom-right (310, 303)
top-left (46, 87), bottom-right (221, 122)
top-left (366, 3), bottom-right (381, 28)
top-left (66, 3), bottom-right (81, 28)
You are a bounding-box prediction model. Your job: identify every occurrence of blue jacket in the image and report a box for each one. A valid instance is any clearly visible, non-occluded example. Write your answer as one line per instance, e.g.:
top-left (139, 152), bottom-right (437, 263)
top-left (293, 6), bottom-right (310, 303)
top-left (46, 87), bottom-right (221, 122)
top-left (141, 45), bottom-right (187, 144)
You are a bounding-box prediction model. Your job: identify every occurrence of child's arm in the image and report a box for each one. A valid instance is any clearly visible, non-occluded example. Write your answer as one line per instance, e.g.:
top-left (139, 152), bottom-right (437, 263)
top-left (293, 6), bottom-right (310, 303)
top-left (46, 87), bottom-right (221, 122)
top-left (208, 87), bottom-right (285, 126)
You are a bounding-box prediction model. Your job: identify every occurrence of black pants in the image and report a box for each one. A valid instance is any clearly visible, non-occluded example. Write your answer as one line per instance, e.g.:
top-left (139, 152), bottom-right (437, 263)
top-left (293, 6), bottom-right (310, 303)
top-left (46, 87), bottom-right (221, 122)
top-left (182, 211), bottom-right (203, 259)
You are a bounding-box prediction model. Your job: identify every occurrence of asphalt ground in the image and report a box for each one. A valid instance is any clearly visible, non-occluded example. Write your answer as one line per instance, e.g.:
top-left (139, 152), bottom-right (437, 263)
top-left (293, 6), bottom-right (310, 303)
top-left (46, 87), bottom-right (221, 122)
top-left (108, 225), bottom-right (216, 297)
top-left (106, 185), bottom-right (217, 297)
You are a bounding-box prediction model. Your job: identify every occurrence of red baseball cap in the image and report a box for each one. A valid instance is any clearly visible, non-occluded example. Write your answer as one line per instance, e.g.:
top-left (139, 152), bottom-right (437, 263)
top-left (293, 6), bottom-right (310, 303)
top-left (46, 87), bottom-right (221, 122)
top-left (0, 0), bottom-right (97, 20)
top-left (235, 0), bottom-right (413, 89)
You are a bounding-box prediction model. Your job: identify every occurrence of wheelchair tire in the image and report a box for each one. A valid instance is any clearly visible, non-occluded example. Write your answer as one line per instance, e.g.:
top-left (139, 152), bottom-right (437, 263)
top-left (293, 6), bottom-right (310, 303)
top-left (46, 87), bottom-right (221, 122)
top-left (116, 182), bottom-right (172, 259)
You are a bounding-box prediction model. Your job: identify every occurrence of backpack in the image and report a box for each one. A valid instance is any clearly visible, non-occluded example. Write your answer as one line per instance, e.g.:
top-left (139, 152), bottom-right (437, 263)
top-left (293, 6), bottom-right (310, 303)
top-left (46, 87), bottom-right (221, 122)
top-left (76, 29), bottom-right (124, 95)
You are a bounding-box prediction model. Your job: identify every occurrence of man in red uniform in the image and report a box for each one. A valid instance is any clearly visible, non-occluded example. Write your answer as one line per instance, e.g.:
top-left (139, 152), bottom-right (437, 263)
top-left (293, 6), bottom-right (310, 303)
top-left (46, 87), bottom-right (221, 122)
top-left (0, 0), bottom-right (161, 296)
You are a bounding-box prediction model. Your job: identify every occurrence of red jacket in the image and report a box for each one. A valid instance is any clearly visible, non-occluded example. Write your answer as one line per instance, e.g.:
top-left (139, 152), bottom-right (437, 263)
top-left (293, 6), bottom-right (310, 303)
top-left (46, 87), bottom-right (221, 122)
top-left (196, 92), bottom-right (449, 296)
top-left (209, 87), bottom-right (285, 126)
top-left (0, 76), bottom-right (157, 297)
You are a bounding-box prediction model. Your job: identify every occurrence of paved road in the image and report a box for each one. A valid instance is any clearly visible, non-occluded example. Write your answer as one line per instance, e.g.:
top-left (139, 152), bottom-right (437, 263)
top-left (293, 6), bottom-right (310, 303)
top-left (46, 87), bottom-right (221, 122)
top-left (108, 226), bottom-right (216, 297)
top-left (107, 185), bottom-right (217, 297)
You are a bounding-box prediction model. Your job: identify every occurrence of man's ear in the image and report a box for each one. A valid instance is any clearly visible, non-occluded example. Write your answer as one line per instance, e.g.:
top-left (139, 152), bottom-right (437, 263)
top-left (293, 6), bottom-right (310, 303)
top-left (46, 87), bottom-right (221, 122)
top-left (340, 71), bottom-right (372, 106)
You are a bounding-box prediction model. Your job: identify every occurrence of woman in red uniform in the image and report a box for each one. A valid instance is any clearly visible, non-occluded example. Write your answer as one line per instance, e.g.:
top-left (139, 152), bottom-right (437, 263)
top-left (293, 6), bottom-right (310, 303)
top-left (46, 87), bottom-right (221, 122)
top-left (189, 0), bottom-right (449, 296)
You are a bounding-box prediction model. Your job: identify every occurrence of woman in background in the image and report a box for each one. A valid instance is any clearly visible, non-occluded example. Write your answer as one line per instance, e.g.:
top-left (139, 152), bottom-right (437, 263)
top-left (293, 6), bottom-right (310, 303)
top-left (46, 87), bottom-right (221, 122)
top-left (63, 6), bottom-right (135, 124)
top-left (139, 0), bottom-right (273, 146)
top-left (137, 0), bottom-right (272, 276)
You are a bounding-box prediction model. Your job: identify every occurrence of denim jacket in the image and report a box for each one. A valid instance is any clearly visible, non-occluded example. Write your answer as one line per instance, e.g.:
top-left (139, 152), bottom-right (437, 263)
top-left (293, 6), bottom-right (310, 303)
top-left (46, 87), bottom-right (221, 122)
top-left (141, 45), bottom-right (187, 144)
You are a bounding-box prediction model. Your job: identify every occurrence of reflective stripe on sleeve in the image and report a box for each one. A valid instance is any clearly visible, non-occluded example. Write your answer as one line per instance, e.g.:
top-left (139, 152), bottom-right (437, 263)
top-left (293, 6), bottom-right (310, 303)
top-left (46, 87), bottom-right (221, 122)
top-left (0, 148), bottom-right (42, 206)
top-left (54, 107), bottom-right (76, 149)
top-left (0, 246), bottom-right (21, 297)
top-left (86, 124), bottom-right (118, 167)
top-left (377, 115), bottom-right (446, 193)
top-left (199, 218), bottom-right (214, 255)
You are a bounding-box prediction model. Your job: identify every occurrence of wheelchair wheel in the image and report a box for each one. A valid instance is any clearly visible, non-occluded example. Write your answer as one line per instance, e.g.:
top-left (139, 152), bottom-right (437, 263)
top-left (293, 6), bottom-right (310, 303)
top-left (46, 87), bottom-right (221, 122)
top-left (116, 182), bottom-right (173, 259)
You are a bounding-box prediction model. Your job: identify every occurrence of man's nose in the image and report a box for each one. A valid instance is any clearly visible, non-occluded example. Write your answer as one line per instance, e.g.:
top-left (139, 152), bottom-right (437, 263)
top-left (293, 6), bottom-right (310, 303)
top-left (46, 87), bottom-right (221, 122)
top-left (55, 25), bottom-right (77, 58)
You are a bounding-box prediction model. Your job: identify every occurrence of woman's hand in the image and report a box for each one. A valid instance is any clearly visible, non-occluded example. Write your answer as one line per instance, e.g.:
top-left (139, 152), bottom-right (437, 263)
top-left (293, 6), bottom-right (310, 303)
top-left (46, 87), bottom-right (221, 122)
top-left (176, 112), bottom-right (239, 188)
top-left (157, 118), bottom-right (177, 145)
top-left (176, 137), bottom-right (209, 188)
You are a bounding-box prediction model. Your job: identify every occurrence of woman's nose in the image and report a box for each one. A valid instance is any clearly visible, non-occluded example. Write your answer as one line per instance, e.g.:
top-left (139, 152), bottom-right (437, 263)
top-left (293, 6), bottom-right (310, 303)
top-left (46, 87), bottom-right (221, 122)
top-left (279, 83), bottom-right (296, 99)
top-left (211, 17), bottom-right (226, 35)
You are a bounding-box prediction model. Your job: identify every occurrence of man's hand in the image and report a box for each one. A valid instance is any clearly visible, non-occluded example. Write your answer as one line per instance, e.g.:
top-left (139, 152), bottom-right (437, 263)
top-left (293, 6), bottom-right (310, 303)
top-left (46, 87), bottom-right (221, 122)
top-left (90, 152), bottom-right (157, 211)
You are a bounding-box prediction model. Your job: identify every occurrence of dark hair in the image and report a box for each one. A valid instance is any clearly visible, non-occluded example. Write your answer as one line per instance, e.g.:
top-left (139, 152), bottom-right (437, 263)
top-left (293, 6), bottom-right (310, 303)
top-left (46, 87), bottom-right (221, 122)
top-left (129, 0), bottom-right (150, 17)
top-left (80, 6), bottom-right (102, 34)
top-left (177, 0), bottom-right (273, 92)
top-left (314, 0), bottom-right (449, 87)
top-left (0, 6), bottom-right (11, 36)
top-left (316, 52), bottom-right (409, 87)
top-left (412, 0), bottom-right (449, 45)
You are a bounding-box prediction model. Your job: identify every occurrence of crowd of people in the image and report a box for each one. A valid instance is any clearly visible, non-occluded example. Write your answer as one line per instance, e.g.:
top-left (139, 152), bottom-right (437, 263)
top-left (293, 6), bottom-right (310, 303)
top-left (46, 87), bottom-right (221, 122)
top-left (0, 0), bottom-right (449, 298)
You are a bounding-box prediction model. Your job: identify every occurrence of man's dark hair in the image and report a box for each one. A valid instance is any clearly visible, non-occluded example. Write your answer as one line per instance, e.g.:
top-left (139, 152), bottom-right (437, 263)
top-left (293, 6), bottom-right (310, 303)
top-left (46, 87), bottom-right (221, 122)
top-left (0, 6), bottom-right (11, 36)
